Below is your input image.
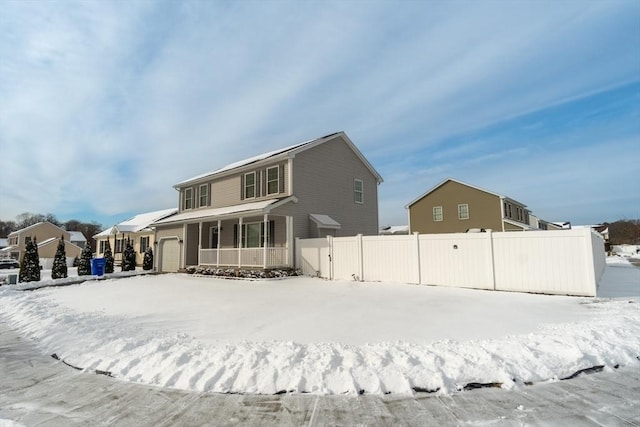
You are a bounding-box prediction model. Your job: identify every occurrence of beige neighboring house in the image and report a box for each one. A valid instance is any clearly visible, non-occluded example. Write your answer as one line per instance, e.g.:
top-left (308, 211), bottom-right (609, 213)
top-left (94, 208), bottom-right (178, 266)
top-left (3, 222), bottom-right (82, 265)
top-left (406, 178), bottom-right (555, 234)
top-left (153, 131), bottom-right (383, 272)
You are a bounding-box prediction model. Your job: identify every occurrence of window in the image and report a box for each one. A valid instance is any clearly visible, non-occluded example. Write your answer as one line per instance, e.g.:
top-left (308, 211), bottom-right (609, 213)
top-left (24, 236), bottom-right (32, 244)
top-left (244, 172), bottom-right (256, 199)
top-left (433, 206), bottom-right (443, 222)
top-left (99, 241), bottom-right (106, 254)
top-left (199, 184), bottom-right (209, 207)
top-left (140, 236), bottom-right (150, 253)
top-left (184, 188), bottom-right (193, 210)
top-left (267, 166), bottom-right (279, 195)
top-left (458, 204), bottom-right (469, 220)
top-left (234, 221), bottom-right (275, 248)
top-left (354, 179), bottom-right (364, 204)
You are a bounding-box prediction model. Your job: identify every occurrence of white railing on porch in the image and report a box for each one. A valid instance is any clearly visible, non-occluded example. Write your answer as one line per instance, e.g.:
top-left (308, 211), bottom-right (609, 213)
top-left (199, 247), bottom-right (289, 268)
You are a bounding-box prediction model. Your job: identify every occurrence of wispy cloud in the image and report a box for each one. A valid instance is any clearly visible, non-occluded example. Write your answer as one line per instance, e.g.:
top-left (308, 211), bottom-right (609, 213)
top-left (0, 0), bottom-right (638, 228)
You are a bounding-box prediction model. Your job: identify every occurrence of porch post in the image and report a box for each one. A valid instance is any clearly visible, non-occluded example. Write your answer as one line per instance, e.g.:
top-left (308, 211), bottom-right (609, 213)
top-left (238, 217), bottom-right (243, 268)
top-left (263, 214), bottom-right (269, 269)
top-left (216, 219), bottom-right (221, 268)
top-left (286, 216), bottom-right (294, 267)
top-left (198, 222), bottom-right (203, 265)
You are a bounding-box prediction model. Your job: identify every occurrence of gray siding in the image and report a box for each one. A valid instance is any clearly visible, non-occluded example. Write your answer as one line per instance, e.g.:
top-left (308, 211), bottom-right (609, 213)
top-left (291, 136), bottom-right (379, 239)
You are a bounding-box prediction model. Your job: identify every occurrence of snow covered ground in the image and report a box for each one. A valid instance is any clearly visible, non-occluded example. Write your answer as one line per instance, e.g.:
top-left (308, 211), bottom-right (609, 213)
top-left (0, 257), bottom-right (638, 396)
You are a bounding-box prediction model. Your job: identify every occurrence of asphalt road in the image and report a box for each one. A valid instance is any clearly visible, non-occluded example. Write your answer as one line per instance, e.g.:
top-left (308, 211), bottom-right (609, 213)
top-left (1, 321), bottom-right (639, 426)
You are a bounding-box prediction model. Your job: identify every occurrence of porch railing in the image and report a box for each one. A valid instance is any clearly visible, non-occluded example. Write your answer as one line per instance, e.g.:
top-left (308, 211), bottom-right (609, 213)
top-left (199, 247), bottom-right (289, 268)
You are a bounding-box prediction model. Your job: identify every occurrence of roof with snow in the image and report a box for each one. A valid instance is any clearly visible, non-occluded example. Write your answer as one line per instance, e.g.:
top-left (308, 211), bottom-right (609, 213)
top-left (309, 214), bottom-right (341, 229)
top-left (68, 231), bottom-right (86, 242)
top-left (380, 225), bottom-right (410, 235)
top-left (94, 208), bottom-right (178, 237)
top-left (175, 131), bottom-right (383, 187)
top-left (153, 197), bottom-right (298, 226)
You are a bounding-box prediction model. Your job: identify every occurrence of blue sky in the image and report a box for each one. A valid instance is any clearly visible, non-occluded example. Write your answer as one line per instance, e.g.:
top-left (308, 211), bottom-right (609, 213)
top-left (1, 0), bottom-right (638, 231)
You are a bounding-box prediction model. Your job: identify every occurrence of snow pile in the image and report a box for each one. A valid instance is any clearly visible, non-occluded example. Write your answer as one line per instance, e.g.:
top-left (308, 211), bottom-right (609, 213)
top-left (0, 259), bottom-right (638, 396)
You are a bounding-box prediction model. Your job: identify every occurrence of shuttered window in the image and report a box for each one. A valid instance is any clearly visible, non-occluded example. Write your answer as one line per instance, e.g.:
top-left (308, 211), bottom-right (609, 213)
top-left (267, 166), bottom-right (279, 195)
top-left (244, 172), bottom-right (256, 199)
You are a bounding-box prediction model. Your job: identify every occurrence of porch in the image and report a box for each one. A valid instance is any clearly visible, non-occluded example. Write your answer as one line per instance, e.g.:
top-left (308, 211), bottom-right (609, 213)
top-left (185, 214), bottom-right (294, 269)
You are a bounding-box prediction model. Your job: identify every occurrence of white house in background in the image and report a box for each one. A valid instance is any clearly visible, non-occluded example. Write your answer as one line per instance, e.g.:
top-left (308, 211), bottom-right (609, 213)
top-left (94, 208), bottom-right (178, 266)
top-left (152, 131), bottom-right (383, 272)
top-left (380, 225), bottom-right (409, 235)
top-left (68, 231), bottom-right (87, 249)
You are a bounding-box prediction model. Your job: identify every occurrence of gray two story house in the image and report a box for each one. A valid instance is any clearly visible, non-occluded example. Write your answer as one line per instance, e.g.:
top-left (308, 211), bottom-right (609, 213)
top-left (153, 132), bottom-right (383, 272)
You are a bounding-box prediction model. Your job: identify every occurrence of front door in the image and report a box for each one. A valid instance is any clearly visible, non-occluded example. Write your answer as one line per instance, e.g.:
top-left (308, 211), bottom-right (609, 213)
top-left (210, 226), bottom-right (219, 249)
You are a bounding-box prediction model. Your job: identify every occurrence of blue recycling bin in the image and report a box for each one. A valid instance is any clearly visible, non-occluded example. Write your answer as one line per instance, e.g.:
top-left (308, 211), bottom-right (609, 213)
top-left (91, 258), bottom-right (106, 276)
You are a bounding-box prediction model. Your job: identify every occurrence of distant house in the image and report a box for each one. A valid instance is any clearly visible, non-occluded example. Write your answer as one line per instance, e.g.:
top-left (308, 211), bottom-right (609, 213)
top-left (94, 208), bottom-right (178, 267)
top-left (68, 231), bottom-right (87, 249)
top-left (406, 178), bottom-right (554, 234)
top-left (153, 131), bottom-right (383, 272)
top-left (3, 222), bottom-right (82, 265)
top-left (379, 225), bottom-right (410, 235)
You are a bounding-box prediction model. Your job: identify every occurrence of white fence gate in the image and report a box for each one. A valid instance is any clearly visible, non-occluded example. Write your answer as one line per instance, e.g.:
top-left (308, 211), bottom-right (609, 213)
top-left (296, 229), bottom-right (605, 297)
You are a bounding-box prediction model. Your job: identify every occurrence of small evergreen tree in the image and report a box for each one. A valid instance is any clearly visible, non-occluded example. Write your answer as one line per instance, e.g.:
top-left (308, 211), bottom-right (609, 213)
top-left (143, 247), bottom-right (154, 271)
top-left (122, 239), bottom-right (136, 271)
top-left (77, 243), bottom-right (93, 275)
top-left (51, 236), bottom-right (68, 279)
top-left (19, 239), bottom-right (41, 283)
top-left (104, 240), bottom-right (114, 274)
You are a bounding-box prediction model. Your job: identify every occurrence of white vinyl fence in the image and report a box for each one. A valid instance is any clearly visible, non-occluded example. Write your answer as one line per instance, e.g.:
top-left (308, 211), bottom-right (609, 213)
top-left (296, 229), bottom-right (605, 296)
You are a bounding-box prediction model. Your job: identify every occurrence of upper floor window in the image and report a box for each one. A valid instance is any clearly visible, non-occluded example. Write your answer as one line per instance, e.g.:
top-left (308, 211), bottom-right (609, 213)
top-left (267, 166), bottom-right (279, 195)
top-left (24, 236), bottom-right (32, 244)
top-left (433, 206), bottom-right (443, 222)
top-left (458, 204), bottom-right (469, 220)
top-left (244, 172), bottom-right (256, 199)
top-left (354, 179), bottom-right (364, 204)
top-left (184, 188), bottom-right (193, 210)
top-left (199, 184), bottom-right (209, 207)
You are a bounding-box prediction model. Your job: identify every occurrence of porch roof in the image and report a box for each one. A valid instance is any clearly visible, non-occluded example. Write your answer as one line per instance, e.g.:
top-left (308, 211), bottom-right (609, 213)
top-left (153, 196), bottom-right (298, 226)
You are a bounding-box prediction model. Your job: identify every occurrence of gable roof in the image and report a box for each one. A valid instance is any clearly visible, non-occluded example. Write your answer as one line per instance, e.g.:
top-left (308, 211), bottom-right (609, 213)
top-left (405, 178), bottom-right (527, 209)
top-left (8, 221), bottom-right (66, 237)
top-left (94, 208), bottom-right (178, 237)
top-left (175, 131), bottom-right (383, 188)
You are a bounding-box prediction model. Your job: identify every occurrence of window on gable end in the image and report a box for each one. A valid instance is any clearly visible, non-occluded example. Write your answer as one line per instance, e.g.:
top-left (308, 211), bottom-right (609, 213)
top-left (433, 206), bottom-right (443, 222)
top-left (354, 179), bottom-right (364, 204)
top-left (458, 204), bottom-right (469, 220)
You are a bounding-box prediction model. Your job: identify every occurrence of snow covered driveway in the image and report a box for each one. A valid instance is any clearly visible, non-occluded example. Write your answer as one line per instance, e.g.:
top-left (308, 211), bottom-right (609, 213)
top-left (0, 258), bottom-right (638, 395)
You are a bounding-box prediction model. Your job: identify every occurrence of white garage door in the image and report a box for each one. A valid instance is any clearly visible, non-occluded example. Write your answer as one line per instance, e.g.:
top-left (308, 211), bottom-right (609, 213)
top-left (160, 239), bottom-right (180, 272)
